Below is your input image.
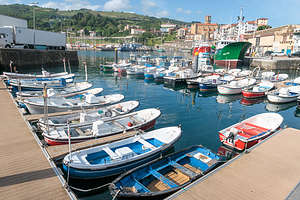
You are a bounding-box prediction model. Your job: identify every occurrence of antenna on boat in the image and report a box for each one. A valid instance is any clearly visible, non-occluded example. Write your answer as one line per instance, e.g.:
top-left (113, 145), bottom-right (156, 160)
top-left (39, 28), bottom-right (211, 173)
top-left (66, 120), bottom-right (72, 185)
top-left (63, 57), bottom-right (67, 72)
top-left (43, 83), bottom-right (49, 132)
top-left (84, 62), bottom-right (88, 82)
top-left (68, 59), bottom-right (72, 73)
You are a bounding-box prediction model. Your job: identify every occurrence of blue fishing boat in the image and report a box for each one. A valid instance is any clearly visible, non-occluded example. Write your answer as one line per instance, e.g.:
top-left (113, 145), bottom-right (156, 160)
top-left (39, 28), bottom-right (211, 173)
top-left (62, 126), bottom-right (181, 179)
top-left (109, 145), bottom-right (221, 199)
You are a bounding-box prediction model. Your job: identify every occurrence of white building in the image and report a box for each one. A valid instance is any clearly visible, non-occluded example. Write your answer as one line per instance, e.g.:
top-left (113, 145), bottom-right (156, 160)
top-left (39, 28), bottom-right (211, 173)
top-left (160, 24), bottom-right (177, 33)
top-left (0, 14), bottom-right (27, 28)
top-left (130, 29), bottom-right (146, 35)
top-left (293, 28), bottom-right (300, 53)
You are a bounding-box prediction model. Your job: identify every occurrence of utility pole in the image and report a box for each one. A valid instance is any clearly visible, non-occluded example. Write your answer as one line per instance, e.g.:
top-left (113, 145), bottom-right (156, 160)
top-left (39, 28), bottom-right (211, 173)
top-left (30, 2), bottom-right (39, 48)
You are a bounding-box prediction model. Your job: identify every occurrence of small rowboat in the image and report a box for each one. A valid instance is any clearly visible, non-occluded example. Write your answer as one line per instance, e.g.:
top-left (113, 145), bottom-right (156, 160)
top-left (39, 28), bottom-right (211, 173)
top-left (37, 100), bottom-right (139, 130)
top-left (8, 74), bottom-right (75, 91)
top-left (109, 145), bottom-right (220, 199)
top-left (23, 92), bottom-right (122, 114)
top-left (62, 126), bottom-right (181, 179)
top-left (3, 70), bottom-right (68, 79)
top-left (16, 82), bottom-right (93, 98)
top-left (267, 86), bottom-right (300, 103)
top-left (242, 81), bottom-right (274, 99)
top-left (219, 113), bottom-right (283, 151)
top-left (43, 108), bottom-right (161, 145)
top-left (217, 78), bottom-right (256, 95)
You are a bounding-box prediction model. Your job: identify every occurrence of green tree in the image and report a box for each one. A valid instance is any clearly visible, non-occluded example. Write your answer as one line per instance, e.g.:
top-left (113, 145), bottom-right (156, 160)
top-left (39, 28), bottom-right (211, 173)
top-left (257, 25), bottom-right (272, 31)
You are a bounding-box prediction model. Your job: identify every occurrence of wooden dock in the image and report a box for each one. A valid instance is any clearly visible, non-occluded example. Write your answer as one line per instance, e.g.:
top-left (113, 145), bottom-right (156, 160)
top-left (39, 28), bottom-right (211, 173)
top-left (168, 128), bottom-right (300, 200)
top-left (0, 81), bottom-right (74, 200)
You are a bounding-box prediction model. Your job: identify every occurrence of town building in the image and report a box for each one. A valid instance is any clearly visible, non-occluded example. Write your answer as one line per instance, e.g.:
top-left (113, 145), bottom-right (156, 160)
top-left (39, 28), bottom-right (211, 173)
top-left (177, 28), bottom-right (187, 39)
top-left (293, 28), bottom-right (300, 53)
top-left (244, 24), bottom-right (300, 55)
top-left (130, 28), bottom-right (146, 35)
top-left (160, 23), bottom-right (177, 33)
top-left (191, 16), bottom-right (218, 42)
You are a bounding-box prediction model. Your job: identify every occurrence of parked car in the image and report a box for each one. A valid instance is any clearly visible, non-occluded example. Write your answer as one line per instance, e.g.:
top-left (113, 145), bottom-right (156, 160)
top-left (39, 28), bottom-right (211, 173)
top-left (264, 51), bottom-right (273, 56)
top-left (291, 51), bottom-right (300, 57)
top-left (271, 51), bottom-right (285, 56)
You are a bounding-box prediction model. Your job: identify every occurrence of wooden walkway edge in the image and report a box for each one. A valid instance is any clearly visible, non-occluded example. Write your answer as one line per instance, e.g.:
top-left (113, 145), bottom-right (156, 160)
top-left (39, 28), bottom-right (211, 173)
top-left (167, 128), bottom-right (300, 200)
top-left (0, 81), bottom-right (75, 200)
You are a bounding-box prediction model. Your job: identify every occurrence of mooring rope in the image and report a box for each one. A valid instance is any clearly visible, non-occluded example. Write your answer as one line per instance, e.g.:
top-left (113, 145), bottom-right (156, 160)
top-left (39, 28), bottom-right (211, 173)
top-left (68, 183), bottom-right (111, 193)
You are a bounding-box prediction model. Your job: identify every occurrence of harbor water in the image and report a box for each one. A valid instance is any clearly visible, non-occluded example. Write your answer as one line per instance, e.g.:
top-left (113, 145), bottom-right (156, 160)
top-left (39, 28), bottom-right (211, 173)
top-left (16, 50), bottom-right (300, 200)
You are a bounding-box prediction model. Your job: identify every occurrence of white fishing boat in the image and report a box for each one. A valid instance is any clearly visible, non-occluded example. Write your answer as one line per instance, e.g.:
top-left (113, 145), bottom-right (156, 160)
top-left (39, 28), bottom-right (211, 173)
top-left (219, 113), bottom-right (283, 151)
top-left (38, 100), bottom-right (139, 130)
top-left (3, 70), bottom-right (68, 79)
top-left (43, 108), bottom-right (161, 145)
top-left (267, 86), bottom-right (300, 103)
top-left (62, 126), bottom-right (181, 179)
top-left (242, 81), bottom-right (274, 98)
top-left (217, 78), bottom-right (256, 95)
top-left (23, 93), bottom-right (124, 114)
top-left (16, 82), bottom-right (93, 98)
top-left (8, 74), bottom-right (75, 91)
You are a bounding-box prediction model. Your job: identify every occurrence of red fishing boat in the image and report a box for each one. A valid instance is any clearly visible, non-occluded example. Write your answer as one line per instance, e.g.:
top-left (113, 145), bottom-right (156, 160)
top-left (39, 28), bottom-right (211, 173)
top-left (242, 81), bottom-right (274, 99)
top-left (218, 113), bottom-right (283, 151)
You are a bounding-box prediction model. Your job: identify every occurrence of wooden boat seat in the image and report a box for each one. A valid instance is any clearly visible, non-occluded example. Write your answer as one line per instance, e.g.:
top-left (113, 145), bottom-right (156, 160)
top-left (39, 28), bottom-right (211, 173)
top-left (151, 170), bottom-right (178, 188)
top-left (182, 163), bottom-right (203, 174)
top-left (103, 147), bottom-right (119, 160)
top-left (138, 138), bottom-right (155, 150)
top-left (75, 128), bottom-right (85, 136)
top-left (234, 122), bottom-right (269, 137)
top-left (171, 162), bottom-right (198, 178)
top-left (112, 120), bottom-right (126, 129)
top-left (164, 168), bottom-right (190, 185)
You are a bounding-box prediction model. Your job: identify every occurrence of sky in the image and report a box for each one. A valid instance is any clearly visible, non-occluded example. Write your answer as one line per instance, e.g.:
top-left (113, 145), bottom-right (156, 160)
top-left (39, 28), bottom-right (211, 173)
top-left (1, 0), bottom-right (300, 27)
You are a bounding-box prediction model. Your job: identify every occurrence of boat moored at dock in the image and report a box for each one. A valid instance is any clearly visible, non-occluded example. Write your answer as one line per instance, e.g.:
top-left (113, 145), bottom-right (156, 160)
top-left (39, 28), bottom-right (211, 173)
top-left (109, 145), bottom-right (221, 199)
top-left (242, 81), bottom-right (274, 99)
top-left (62, 126), bottom-right (181, 179)
top-left (218, 113), bottom-right (283, 151)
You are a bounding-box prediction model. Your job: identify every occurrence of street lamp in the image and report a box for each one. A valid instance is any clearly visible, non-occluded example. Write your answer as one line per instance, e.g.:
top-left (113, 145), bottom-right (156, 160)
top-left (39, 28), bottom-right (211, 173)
top-left (30, 2), bottom-right (39, 48)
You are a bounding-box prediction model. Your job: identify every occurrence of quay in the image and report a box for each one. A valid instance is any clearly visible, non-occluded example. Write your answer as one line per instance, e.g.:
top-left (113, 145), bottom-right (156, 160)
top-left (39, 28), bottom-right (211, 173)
top-left (0, 79), bottom-right (141, 199)
top-left (167, 128), bottom-right (300, 200)
top-left (0, 80), bottom-right (73, 199)
top-left (245, 56), bottom-right (300, 70)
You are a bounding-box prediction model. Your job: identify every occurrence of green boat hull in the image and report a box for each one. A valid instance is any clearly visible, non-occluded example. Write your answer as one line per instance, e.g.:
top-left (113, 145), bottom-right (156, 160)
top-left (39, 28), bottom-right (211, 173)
top-left (214, 42), bottom-right (251, 68)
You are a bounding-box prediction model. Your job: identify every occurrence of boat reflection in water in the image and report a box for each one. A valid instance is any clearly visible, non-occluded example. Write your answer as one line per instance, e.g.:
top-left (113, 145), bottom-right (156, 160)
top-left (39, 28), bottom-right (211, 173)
top-left (265, 102), bottom-right (297, 112)
top-left (216, 94), bottom-right (242, 104)
top-left (240, 97), bottom-right (265, 106)
top-left (294, 109), bottom-right (300, 117)
top-left (198, 91), bottom-right (218, 98)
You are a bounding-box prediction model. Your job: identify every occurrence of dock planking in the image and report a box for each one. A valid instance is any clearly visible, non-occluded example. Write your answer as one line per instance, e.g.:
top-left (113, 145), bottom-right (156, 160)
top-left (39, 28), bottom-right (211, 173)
top-left (168, 128), bottom-right (300, 200)
top-left (0, 81), bottom-right (71, 200)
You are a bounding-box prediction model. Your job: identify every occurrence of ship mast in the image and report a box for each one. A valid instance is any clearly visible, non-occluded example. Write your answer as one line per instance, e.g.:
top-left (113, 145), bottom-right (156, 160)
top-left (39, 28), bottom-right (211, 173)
top-left (237, 8), bottom-right (244, 42)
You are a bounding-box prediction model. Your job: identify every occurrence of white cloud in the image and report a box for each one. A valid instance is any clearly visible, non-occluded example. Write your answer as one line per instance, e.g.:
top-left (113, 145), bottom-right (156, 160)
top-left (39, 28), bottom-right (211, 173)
top-left (141, 0), bottom-right (157, 8)
top-left (176, 7), bottom-right (192, 15)
top-left (156, 10), bottom-right (169, 18)
top-left (103, 0), bottom-right (131, 11)
top-left (0, 0), bottom-right (21, 4)
top-left (42, 0), bottom-right (101, 10)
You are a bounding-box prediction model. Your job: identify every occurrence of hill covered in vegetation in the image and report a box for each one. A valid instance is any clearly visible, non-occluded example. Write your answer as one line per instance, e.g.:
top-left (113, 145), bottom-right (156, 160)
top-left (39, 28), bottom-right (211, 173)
top-left (0, 4), bottom-right (186, 37)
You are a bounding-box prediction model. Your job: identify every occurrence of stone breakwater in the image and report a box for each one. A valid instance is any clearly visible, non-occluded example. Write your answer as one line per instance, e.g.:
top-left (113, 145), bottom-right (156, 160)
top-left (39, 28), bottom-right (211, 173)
top-left (0, 48), bottom-right (79, 71)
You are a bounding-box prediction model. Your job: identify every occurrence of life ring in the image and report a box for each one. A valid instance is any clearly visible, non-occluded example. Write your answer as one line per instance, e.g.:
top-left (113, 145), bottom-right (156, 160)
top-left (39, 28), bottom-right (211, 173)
top-left (105, 110), bottom-right (112, 117)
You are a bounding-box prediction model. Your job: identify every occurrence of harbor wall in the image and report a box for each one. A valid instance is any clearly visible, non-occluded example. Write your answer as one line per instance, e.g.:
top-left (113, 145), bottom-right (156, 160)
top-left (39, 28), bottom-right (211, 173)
top-left (245, 57), bottom-right (300, 70)
top-left (0, 49), bottom-right (79, 71)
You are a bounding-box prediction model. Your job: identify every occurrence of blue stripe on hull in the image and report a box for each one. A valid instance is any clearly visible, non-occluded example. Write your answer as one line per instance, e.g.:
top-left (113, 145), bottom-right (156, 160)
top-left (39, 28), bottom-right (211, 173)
top-left (199, 83), bottom-right (217, 91)
top-left (144, 74), bottom-right (154, 80)
top-left (62, 151), bottom-right (162, 179)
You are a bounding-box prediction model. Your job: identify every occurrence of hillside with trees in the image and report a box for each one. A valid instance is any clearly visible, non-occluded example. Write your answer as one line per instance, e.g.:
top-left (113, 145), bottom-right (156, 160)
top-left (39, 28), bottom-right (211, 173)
top-left (0, 4), bottom-right (186, 37)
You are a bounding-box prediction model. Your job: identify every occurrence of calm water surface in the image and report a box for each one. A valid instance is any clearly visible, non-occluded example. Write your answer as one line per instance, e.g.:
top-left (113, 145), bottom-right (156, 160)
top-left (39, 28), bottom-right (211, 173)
top-left (22, 50), bottom-right (300, 199)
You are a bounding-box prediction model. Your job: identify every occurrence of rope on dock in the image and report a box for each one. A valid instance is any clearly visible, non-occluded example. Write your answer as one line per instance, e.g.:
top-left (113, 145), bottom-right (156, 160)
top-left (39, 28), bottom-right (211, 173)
top-left (112, 190), bottom-right (120, 200)
top-left (68, 182), bottom-right (111, 192)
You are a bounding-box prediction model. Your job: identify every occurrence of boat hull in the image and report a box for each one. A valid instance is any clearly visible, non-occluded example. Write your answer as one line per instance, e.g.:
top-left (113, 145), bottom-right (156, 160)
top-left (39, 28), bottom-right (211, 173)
top-left (44, 119), bottom-right (157, 145)
top-left (214, 60), bottom-right (239, 68)
top-left (199, 83), bottom-right (217, 91)
top-left (267, 94), bottom-right (298, 104)
top-left (242, 90), bottom-right (266, 99)
top-left (217, 85), bottom-right (242, 95)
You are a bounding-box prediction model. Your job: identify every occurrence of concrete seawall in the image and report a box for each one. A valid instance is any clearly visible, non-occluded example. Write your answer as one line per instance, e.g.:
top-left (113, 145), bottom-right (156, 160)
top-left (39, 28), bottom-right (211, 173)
top-left (245, 57), bottom-right (300, 70)
top-left (0, 49), bottom-right (79, 71)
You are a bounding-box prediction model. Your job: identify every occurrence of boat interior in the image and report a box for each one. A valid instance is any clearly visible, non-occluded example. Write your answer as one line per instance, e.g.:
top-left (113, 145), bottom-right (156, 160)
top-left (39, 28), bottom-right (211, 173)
top-left (232, 122), bottom-right (269, 138)
top-left (116, 147), bottom-right (219, 194)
